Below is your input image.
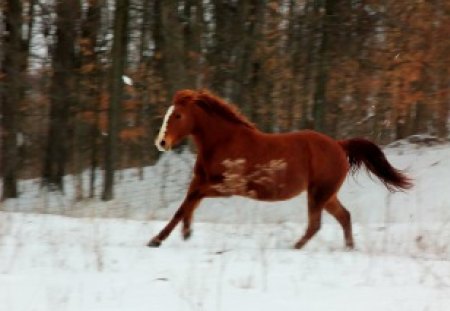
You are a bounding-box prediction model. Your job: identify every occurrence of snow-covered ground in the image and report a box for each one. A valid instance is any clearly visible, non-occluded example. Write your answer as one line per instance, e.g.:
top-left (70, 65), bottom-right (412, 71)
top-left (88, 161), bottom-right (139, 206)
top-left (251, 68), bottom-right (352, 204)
top-left (0, 213), bottom-right (449, 311)
top-left (1, 139), bottom-right (450, 310)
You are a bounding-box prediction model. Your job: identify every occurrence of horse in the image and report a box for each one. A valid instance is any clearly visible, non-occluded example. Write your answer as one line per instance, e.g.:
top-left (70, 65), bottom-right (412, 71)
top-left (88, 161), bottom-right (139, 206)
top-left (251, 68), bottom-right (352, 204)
top-left (148, 89), bottom-right (412, 249)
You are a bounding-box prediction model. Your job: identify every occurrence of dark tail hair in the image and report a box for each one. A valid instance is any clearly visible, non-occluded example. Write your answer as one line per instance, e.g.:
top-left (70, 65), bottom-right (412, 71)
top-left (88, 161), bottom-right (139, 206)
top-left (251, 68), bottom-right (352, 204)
top-left (339, 138), bottom-right (413, 192)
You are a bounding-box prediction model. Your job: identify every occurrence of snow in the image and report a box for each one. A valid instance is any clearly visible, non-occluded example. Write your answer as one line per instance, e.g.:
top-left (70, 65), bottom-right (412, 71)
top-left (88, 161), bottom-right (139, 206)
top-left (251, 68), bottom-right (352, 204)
top-left (122, 75), bottom-right (133, 86)
top-left (0, 213), bottom-right (449, 311)
top-left (1, 140), bottom-right (450, 310)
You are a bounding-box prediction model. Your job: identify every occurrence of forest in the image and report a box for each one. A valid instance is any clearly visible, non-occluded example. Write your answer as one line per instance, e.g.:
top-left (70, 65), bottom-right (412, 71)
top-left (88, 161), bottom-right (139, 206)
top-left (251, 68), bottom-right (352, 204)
top-left (1, 0), bottom-right (449, 201)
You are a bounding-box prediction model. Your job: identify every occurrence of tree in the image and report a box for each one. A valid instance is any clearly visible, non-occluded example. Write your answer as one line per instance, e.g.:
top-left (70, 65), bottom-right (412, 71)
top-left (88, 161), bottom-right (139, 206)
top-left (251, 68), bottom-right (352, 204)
top-left (79, 0), bottom-right (103, 198)
top-left (1, 0), bottom-right (27, 200)
top-left (42, 0), bottom-right (80, 191)
top-left (312, 0), bottom-right (349, 135)
top-left (102, 0), bottom-right (129, 201)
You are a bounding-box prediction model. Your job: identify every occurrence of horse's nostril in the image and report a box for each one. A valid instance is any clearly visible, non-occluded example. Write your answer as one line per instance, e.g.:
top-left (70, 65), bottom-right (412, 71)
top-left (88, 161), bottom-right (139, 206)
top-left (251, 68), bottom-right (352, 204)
top-left (160, 140), bottom-right (166, 147)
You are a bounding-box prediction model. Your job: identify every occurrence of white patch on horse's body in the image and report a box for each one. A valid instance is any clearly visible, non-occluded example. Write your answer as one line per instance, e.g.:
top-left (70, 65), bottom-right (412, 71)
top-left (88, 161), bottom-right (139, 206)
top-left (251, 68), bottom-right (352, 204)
top-left (212, 158), bottom-right (288, 199)
top-left (156, 105), bottom-right (174, 151)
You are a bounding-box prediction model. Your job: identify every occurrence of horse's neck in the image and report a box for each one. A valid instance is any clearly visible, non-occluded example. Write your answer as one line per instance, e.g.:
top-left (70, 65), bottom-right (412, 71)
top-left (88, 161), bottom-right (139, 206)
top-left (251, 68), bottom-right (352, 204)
top-left (192, 119), bottom-right (251, 155)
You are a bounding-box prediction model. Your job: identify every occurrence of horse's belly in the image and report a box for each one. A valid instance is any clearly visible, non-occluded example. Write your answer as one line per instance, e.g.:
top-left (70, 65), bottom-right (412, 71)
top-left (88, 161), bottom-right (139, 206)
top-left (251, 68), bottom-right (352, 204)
top-left (210, 174), bottom-right (306, 201)
top-left (247, 179), bottom-right (307, 201)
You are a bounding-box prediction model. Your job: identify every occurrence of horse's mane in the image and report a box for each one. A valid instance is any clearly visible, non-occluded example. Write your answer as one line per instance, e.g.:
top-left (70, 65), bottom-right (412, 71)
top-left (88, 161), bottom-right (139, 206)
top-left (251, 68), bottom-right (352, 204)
top-left (195, 90), bottom-right (256, 129)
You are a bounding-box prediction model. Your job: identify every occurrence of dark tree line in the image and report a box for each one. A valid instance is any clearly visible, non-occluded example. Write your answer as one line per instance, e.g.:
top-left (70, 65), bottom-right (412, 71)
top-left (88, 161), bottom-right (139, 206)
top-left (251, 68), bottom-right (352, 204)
top-left (1, 0), bottom-right (449, 201)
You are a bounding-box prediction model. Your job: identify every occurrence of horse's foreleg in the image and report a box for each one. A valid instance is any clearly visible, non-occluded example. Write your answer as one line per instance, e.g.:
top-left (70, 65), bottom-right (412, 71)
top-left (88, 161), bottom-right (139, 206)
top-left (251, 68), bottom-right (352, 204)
top-left (181, 199), bottom-right (202, 240)
top-left (324, 198), bottom-right (354, 249)
top-left (148, 192), bottom-right (202, 247)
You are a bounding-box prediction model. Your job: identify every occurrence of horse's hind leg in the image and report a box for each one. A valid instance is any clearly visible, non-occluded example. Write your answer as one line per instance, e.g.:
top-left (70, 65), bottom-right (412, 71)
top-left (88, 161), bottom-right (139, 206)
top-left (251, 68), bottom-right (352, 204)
top-left (324, 198), bottom-right (354, 249)
top-left (294, 192), bottom-right (326, 249)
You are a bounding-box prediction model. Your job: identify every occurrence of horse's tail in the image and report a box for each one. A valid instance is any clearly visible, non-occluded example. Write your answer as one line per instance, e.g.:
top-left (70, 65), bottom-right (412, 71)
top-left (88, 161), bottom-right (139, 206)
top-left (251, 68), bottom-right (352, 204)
top-left (338, 138), bottom-right (413, 192)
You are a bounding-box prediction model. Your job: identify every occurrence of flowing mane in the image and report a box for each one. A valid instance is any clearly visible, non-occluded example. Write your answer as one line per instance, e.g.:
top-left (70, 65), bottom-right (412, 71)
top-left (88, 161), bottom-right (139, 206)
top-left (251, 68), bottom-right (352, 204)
top-left (196, 90), bottom-right (256, 129)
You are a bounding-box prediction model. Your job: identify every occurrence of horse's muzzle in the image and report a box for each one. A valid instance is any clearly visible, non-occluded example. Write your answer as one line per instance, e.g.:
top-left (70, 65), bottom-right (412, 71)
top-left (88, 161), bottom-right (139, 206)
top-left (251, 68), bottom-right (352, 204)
top-left (155, 137), bottom-right (171, 151)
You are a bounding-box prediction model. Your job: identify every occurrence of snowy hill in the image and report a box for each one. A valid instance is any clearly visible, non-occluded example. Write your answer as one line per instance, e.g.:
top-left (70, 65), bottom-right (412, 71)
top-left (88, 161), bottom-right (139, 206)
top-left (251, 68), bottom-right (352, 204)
top-left (0, 140), bottom-right (450, 310)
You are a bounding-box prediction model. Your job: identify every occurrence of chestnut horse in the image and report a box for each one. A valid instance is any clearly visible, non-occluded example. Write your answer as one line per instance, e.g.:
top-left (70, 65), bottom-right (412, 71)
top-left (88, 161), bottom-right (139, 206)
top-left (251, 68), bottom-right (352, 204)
top-left (148, 89), bottom-right (412, 249)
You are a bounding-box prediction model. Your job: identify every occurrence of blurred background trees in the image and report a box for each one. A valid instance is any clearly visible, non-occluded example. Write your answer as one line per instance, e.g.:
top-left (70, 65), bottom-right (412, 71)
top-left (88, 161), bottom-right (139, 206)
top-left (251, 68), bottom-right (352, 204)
top-left (1, 0), bottom-right (449, 200)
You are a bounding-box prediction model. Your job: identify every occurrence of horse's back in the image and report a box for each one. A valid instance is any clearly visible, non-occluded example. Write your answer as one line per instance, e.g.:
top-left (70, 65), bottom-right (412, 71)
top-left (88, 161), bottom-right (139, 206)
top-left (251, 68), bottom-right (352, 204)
top-left (256, 129), bottom-right (344, 160)
top-left (258, 130), bottom-right (348, 180)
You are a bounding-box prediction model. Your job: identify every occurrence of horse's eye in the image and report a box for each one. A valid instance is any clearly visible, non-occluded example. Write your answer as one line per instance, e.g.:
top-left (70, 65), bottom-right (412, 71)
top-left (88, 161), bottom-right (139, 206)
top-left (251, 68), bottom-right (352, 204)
top-left (174, 114), bottom-right (181, 119)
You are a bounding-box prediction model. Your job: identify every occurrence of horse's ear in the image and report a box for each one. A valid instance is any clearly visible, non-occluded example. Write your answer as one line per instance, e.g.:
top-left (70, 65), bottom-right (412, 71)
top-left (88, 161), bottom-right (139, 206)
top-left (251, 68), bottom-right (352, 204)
top-left (173, 89), bottom-right (198, 106)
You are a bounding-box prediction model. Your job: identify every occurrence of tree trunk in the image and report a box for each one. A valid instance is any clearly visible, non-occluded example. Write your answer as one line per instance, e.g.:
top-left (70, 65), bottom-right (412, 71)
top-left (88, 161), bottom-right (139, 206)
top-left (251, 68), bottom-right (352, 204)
top-left (209, 0), bottom-right (240, 97)
top-left (1, 0), bottom-right (26, 200)
top-left (43, 0), bottom-right (80, 191)
top-left (183, 0), bottom-right (203, 89)
top-left (312, 1), bottom-right (330, 133)
top-left (153, 0), bottom-right (186, 97)
top-left (80, 0), bottom-right (102, 198)
top-left (102, 0), bottom-right (129, 201)
top-left (313, 0), bottom-right (345, 135)
top-left (230, 0), bottom-right (264, 112)
top-left (299, 1), bottom-right (317, 130)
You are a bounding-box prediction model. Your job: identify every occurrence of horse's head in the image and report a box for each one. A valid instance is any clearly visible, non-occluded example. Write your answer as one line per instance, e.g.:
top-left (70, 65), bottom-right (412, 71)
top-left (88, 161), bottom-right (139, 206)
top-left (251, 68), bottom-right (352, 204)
top-left (155, 90), bottom-right (198, 151)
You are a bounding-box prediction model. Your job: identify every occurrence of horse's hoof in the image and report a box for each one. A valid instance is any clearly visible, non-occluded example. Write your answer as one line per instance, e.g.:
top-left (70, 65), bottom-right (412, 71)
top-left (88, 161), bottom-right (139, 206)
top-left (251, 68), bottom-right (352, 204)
top-left (344, 244), bottom-right (355, 251)
top-left (182, 229), bottom-right (192, 240)
top-left (147, 238), bottom-right (162, 248)
top-left (293, 242), bottom-right (304, 249)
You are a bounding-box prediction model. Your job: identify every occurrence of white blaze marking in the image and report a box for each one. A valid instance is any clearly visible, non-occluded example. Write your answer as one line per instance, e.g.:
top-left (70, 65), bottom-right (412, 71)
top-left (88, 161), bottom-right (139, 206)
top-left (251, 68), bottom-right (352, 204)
top-left (156, 105), bottom-right (174, 151)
